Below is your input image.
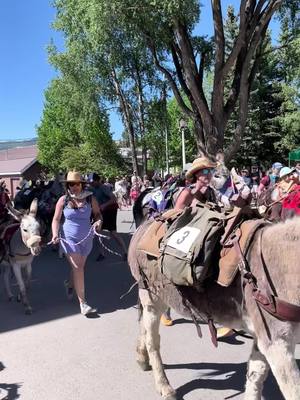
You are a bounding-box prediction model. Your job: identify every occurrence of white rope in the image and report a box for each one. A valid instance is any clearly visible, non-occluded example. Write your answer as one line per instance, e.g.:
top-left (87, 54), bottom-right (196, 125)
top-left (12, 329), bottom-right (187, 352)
top-left (47, 226), bottom-right (122, 257)
top-left (94, 230), bottom-right (122, 257)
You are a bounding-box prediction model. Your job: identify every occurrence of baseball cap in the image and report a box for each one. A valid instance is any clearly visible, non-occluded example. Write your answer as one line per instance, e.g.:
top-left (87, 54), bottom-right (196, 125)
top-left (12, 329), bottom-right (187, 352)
top-left (272, 162), bottom-right (283, 170)
top-left (279, 167), bottom-right (296, 179)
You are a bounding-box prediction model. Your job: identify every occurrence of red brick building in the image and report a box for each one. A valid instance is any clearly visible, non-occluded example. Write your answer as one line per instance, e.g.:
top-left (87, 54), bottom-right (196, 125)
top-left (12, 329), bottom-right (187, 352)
top-left (0, 145), bottom-right (44, 198)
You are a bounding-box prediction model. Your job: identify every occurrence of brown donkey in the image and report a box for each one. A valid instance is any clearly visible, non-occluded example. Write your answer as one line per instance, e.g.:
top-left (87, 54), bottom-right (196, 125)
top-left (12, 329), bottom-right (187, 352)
top-left (128, 217), bottom-right (300, 400)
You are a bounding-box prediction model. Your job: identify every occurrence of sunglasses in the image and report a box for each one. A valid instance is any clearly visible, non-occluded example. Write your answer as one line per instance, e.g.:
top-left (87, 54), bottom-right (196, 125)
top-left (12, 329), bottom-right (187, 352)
top-left (68, 182), bottom-right (81, 187)
top-left (200, 168), bottom-right (215, 176)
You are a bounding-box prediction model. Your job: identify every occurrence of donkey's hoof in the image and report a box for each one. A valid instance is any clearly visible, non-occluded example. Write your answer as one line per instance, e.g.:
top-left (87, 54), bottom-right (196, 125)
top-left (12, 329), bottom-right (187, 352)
top-left (8, 296), bottom-right (14, 302)
top-left (25, 307), bottom-right (33, 315)
top-left (137, 360), bottom-right (152, 371)
top-left (17, 294), bottom-right (21, 302)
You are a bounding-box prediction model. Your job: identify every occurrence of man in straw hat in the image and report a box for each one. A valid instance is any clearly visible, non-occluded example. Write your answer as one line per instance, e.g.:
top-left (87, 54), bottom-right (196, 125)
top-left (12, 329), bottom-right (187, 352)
top-left (51, 171), bottom-right (102, 316)
top-left (161, 156), bottom-right (218, 327)
top-left (175, 156), bottom-right (217, 209)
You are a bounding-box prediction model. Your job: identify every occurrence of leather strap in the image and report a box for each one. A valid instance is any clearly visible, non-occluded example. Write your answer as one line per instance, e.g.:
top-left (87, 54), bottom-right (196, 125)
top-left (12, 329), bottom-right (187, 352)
top-left (233, 229), bottom-right (300, 322)
top-left (252, 286), bottom-right (300, 322)
top-left (208, 319), bottom-right (218, 348)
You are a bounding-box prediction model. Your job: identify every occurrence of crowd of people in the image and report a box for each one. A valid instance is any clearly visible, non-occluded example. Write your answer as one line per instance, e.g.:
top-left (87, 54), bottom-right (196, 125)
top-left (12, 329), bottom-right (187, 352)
top-left (3, 156), bottom-right (300, 319)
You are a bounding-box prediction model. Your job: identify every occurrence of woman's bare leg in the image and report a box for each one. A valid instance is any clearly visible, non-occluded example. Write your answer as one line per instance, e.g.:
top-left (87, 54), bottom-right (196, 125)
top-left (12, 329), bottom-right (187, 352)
top-left (66, 253), bottom-right (87, 303)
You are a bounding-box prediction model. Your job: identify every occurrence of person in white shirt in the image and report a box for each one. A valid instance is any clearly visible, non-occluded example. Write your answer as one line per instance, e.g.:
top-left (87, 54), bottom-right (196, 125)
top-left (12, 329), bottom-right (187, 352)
top-left (114, 176), bottom-right (128, 209)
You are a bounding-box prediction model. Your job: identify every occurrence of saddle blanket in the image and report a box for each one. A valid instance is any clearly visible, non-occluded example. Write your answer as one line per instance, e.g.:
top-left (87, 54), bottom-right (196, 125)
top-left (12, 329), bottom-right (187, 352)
top-left (137, 209), bottom-right (183, 258)
top-left (218, 219), bottom-right (267, 287)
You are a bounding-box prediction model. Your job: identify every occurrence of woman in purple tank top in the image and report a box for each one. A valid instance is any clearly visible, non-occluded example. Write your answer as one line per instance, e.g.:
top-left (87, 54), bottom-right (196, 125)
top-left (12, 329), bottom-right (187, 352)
top-left (51, 171), bottom-right (102, 316)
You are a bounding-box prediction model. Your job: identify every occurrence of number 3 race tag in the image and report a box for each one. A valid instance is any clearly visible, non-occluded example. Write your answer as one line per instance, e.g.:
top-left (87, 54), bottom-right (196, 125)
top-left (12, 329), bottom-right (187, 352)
top-left (152, 190), bottom-right (163, 204)
top-left (167, 226), bottom-right (201, 254)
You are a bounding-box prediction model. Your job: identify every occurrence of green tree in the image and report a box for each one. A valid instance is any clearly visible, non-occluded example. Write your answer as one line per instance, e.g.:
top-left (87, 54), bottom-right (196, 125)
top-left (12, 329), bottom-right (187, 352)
top-left (52, 0), bottom-right (163, 175)
top-left (99, 0), bottom-right (287, 162)
top-left (275, 16), bottom-right (300, 154)
top-left (222, 7), bottom-right (284, 167)
top-left (37, 76), bottom-right (123, 174)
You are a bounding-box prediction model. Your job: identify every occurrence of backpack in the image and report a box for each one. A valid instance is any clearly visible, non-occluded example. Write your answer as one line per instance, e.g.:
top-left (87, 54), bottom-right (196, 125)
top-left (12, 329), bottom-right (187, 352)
top-left (159, 203), bottom-right (225, 288)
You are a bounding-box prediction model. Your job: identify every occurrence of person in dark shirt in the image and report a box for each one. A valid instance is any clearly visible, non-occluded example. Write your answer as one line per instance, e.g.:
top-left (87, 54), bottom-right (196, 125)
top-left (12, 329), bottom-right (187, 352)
top-left (152, 171), bottom-right (163, 188)
top-left (90, 173), bottom-right (127, 261)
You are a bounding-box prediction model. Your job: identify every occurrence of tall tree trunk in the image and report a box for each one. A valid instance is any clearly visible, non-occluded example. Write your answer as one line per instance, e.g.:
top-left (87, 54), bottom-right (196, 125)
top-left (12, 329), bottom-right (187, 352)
top-left (135, 65), bottom-right (147, 175)
top-left (111, 70), bottom-right (139, 174)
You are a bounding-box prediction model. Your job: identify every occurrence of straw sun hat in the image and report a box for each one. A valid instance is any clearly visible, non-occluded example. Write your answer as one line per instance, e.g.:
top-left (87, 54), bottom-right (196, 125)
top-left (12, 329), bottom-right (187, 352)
top-left (63, 171), bottom-right (86, 183)
top-left (185, 157), bottom-right (217, 179)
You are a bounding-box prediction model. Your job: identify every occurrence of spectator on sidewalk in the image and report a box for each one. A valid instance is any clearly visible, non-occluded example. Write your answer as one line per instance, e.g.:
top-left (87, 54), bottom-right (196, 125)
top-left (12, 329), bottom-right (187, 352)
top-left (257, 162), bottom-right (283, 195)
top-left (104, 177), bottom-right (114, 192)
top-left (90, 173), bottom-right (127, 262)
top-left (152, 171), bottom-right (163, 188)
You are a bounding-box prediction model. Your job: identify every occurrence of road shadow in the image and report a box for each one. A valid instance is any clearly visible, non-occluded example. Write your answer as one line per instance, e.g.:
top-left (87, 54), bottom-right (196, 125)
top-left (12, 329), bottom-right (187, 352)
top-left (172, 318), bottom-right (194, 325)
top-left (164, 359), bottom-right (300, 399)
top-left (87, 232), bottom-right (137, 314)
top-left (0, 363), bottom-right (21, 400)
top-left (0, 232), bottom-right (136, 333)
top-left (0, 383), bottom-right (21, 400)
top-left (216, 334), bottom-right (246, 346)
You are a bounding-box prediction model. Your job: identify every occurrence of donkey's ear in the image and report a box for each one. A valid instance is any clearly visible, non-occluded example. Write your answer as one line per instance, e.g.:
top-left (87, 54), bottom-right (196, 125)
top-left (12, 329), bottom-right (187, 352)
top-left (7, 203), bottom-right (23, 222)
top-left (29, 198), bottom-right (38, 217)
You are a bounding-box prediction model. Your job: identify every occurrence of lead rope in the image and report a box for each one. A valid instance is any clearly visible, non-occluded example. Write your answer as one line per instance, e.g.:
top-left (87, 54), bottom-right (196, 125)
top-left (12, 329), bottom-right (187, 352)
top-left (47, 226), bottom-right (122, 258)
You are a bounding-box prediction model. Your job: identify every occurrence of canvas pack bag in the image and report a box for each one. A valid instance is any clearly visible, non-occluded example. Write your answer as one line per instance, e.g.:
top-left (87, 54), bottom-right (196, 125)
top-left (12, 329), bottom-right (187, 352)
top-left (159, 203), bottom-right (225, 288)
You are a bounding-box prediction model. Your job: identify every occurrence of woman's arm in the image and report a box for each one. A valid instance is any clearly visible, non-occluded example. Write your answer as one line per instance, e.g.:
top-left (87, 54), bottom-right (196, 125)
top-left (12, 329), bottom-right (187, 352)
top-left (51, 195), bottom-right (65, 243)
top-left (257, 183), bottom-right (266, 196)
top-left (174, 188), bottom-right (193, 210)
top-left (91, 196), bottom-right (103, 233)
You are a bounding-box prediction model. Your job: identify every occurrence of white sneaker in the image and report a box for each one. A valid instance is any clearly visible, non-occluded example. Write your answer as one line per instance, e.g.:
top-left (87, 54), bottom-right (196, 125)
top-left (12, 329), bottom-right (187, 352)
top-left (80, 302), bottom-right (97, 316)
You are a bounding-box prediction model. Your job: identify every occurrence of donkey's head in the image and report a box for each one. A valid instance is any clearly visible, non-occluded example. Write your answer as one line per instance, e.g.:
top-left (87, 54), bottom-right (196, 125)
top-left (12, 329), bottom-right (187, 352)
top-left (9, 198), bottom-right (42, 256)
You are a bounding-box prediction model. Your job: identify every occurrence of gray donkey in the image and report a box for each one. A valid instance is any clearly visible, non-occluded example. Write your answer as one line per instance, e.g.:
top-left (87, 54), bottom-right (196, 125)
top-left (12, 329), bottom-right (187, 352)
top-left (128, 215), bottom-right (300, 399)
top-left (1, 199), bottom-right (42, 314)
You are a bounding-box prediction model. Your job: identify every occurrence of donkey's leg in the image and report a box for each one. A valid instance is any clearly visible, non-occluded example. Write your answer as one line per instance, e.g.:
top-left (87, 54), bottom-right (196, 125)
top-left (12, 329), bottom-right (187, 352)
top-left (12, 263), bottom-right (32, 314)
top-left (244, 341), bottom-right (270, 400)
top-left (136, 308), bottom-right (151, 371)
top-left (258, 337), bottom-right (300, 400)
top-left (139, 289), bottom-right (176, 400)
top-left (3, 265), bottom-right (13, 300)
top-left (25, 263), bottom-right (32, 289)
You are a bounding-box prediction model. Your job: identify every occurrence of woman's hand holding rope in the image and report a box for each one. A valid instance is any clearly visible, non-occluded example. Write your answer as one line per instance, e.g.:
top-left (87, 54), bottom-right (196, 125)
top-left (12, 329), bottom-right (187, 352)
top-left (92, 219), bottom-right (103, 233)
top-left (47, 223), bottom-right (122, 257)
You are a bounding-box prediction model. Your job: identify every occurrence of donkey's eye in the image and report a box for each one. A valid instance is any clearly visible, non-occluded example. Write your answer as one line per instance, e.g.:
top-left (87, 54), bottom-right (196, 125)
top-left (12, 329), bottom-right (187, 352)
top-left (22, 228), bottom-right (28, 232)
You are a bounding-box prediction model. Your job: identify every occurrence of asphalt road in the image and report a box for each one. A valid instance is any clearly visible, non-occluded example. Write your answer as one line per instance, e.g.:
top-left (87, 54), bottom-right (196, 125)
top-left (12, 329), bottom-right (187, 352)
top-left (0, 209), bottom-right (298, 400)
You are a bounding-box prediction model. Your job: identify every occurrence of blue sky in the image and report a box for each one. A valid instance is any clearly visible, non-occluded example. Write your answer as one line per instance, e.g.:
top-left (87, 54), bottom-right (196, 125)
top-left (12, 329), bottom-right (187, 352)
top-left (0, 1), bottom-right (280, 141)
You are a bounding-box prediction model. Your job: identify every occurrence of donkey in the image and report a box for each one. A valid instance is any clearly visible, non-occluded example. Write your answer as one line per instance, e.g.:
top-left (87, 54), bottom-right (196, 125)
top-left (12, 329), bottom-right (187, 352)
top-left (1, 199), bottom-right (42, 314)
top-left (128, 215), bottom-right (300, 400)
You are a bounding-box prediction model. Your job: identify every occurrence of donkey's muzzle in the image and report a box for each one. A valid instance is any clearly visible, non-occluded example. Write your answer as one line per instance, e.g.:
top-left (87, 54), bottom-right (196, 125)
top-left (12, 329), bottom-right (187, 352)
top-left (26, 235), bottom-right (42, 255)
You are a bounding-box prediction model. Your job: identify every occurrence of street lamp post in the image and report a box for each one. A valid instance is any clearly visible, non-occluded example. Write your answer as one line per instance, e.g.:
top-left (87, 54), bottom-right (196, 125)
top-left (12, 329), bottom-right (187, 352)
top-left (179, 118), bottom-right (187, 169)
